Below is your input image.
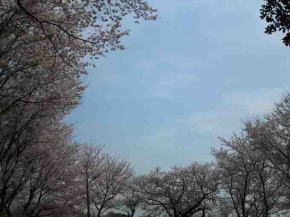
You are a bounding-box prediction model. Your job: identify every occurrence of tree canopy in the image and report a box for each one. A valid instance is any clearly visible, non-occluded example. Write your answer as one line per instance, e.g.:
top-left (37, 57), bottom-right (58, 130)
top-left (261, 0), bottom-right (290, 45)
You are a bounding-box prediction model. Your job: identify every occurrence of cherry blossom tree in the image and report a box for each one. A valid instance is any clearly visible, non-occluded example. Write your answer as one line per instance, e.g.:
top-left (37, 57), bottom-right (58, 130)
top-left (119, 177), bottom-right (144, 217)
top-left (91, 155), bottom-right (133, 217)
top-left (76, 145), bottom-right (133, 217)
top-left (0, 0), bottom-right (157, 82)
top-left (13, 122), bottom-right (78, 217)
top-left (77, 144), bottom-right (105, 217)
top-left (245, 94), bottom-right (290, 187)
top-left (214, 136), bottom-right (283, 217)
top-left (0, 118), bottom-right (79, 217)
top-left (138, 163), bottom-right (219, 217)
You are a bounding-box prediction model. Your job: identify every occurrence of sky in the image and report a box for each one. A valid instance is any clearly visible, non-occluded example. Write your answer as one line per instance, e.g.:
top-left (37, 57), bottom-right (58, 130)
top-left (67, 0), bottom-right (290, 174)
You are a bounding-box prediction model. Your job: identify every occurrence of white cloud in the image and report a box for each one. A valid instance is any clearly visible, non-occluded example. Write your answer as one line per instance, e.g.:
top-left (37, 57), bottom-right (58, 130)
top-left (190, 88), bottom-right (284, 137)
top-left (138, 54), bottom-right (203, 98)
top-left (222, 88), bottom-right (283, 114)
top-left (152, 71), bottom-right (198, 98)
top-left (141, 88), bottom-right (284, 146)
top-left (131, 88), bottom-right (284, 173)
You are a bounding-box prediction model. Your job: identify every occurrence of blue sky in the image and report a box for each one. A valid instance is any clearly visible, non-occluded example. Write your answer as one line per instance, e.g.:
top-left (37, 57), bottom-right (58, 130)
top-left (67, 0), bottom-right (290, 174)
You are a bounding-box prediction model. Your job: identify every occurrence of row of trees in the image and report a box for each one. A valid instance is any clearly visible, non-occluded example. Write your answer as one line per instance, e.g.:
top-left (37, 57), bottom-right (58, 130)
top-left (114, 94), bottom-right (290, 217)
top-left (0, 142), bottom-right (134, 217)
top-left (84, 99), bottom-right (290, 217)
top-left (0, 0), bottom-right (156, 216)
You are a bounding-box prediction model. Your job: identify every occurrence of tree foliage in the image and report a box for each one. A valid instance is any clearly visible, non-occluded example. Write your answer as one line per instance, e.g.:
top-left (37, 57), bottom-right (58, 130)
top-left (137, 164), bottom-right (219, 217)
top-left (261, 0), bottom-right (290, 46)
top-left (0, 0), bottom-right (157, 216)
